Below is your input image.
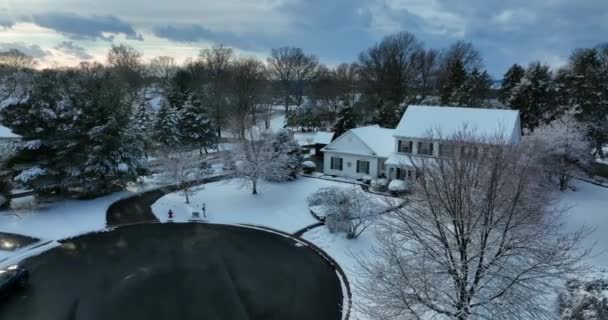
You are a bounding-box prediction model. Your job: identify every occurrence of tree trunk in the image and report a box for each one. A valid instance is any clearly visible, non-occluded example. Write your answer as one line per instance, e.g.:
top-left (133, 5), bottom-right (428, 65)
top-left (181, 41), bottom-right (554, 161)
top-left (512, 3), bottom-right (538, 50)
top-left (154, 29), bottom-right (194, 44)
top-left (252, 179), bottom-right (257, 195)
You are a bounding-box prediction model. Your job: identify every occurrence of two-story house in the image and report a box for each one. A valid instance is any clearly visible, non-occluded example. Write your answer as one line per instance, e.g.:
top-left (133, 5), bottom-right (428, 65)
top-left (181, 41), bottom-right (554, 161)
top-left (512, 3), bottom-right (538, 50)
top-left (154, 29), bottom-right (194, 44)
top-left (322, 105), bottom-right (521, 181)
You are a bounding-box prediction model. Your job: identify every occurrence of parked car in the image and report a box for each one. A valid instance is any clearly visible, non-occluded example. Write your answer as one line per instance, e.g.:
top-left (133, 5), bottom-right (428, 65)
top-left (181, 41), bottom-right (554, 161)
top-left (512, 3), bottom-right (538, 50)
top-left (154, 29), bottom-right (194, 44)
top-left (0, 265), bottom-right (29, 299)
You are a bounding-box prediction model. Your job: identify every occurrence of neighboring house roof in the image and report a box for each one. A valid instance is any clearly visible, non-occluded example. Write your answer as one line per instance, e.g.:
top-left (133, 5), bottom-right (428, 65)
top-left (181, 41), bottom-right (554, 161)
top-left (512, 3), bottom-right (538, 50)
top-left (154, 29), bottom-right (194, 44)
top-left (395, 105), bottom-right (521, 142)
top-left (0, 125), bottom-right (19, 139)
top-left (313, 131), bottom-right (335, 145)
top-left (322, 125), bottom-right (395, 158)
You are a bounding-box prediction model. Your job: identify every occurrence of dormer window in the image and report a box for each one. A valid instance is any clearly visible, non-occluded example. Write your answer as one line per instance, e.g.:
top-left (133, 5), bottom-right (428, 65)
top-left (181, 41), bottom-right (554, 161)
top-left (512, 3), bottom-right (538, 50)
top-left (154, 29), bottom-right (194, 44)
top-left (398, 140), bottom-right (413, 153)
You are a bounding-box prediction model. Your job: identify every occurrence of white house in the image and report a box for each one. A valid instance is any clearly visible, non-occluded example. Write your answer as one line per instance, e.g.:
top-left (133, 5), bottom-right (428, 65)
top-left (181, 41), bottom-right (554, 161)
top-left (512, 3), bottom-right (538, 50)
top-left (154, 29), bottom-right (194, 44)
top-left (322, 105), bottom-right (521, 181)
top-left (321, 125), bottom-right (394, 179)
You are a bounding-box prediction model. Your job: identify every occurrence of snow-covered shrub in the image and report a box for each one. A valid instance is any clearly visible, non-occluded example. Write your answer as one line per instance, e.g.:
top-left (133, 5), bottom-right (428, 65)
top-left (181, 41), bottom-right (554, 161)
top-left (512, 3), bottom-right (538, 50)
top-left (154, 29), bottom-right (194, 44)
top-left (527, 112), bottom-right (592, 191)
top-left (388, 179), bottom-right (408, 195)
top-left (559, 273), bottom-right (608, 320)
top-left (371, 178), bottom-right (389, 192)
top-left (302, 161), bottom-right (316, 174)
top-left (361, 175), bottom-right (372, 184)
top-left (307, 186), bottom-right (378, 239)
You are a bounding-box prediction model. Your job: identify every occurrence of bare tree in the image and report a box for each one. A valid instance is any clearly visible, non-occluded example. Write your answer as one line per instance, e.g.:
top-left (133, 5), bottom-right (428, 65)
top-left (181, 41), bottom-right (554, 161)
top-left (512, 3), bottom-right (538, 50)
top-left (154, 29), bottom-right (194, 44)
top-left (267, 46), bottom-right (319, 114)
top-left (411, 48), bottom-right (440, 104)
top-left (106, 43), bottom-right (144, 94)
top-left (229, 57), bottom-right (267, 139)
top-left (357, 32), bottom-right (421, 126)
top-left (357, 129), bottom-right (590, 320)
top-left (199, 44), bottom-right (234, 139)
top-left (0, 49), bottom-right (37, 70)
top-left (229, 130), bottom-right (300, 194)
top-left (528, 111), bottom-right (592, 191)
top-left (159, 148), bottom-right (211, 204)
top-left (149, 56), bottom-right (177, 89)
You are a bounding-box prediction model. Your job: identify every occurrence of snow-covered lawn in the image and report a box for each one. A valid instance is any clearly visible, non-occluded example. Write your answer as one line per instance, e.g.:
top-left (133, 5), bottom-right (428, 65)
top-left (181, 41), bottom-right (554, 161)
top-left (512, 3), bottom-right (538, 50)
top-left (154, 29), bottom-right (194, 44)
top-left (151, 177), bottom-right (349, 234)
top-left (303, 225), bottom-right (379, 320)
top-left (561, 180), bottom-right (608, 267)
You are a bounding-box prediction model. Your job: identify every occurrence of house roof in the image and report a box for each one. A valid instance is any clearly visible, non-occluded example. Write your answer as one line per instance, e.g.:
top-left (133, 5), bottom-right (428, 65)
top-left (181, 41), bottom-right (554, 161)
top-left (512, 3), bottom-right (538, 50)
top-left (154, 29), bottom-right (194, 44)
top-left (313, 131), bottom-right (335, 145)
top-left (395, 105), bottom-right (521, 142)
top-left (322, 125), bottom-right (394, 158)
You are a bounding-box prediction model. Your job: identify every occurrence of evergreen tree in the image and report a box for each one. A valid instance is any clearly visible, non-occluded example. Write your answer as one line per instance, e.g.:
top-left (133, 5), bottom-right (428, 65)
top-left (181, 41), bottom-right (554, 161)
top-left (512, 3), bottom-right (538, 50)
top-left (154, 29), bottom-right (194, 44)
top-left (73, 69), bottom-right (147, 196)
top-left (450, 68), bottom-right (492, 107)
top-left (559, 48), bottom-right (608, 157)
top-left (333, 104), bottom-right (357, 137)
top-left (440, 59), bottom-right (467, 105)
top-left (154, 99), bottom-right (181, 148)
top-left (267, 129), bottom-right (302, 181)
top-left (500, 64), bottom-right (525, 104)
top-left (507, 62), bottom-right (556, 131)
top-left (179, 95), bottom-right (217, 154)
top-left (1, 66), bottom-right (147, 197)
top-left (133, 100), bottom-right (156, 159)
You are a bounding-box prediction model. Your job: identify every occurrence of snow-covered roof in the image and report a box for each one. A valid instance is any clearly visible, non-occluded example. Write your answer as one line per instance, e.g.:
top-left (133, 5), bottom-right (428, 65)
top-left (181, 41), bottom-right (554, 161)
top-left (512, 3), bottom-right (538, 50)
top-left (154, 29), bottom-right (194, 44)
top-left (0, 125), bottom-right (19, 139)
top-left (313, 131), bottom-right (334, 145)
top-left (322, 125), bottom-right (394, 158)
top-left (395, 105), bottom-right (521, 142)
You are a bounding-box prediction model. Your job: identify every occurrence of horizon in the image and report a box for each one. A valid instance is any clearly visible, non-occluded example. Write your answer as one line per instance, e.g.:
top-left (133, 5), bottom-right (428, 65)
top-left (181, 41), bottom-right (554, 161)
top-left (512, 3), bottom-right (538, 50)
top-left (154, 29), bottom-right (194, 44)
top-left (1, 0), bottom-right (607, 77)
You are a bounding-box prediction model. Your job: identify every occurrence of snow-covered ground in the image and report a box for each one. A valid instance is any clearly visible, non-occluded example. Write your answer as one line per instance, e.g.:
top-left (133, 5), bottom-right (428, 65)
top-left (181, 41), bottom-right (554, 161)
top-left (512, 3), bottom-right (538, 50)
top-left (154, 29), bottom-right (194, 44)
top-left (561, 180), bottom-right (608, 267)
top-left (151, 177), bottom-right (349, 234)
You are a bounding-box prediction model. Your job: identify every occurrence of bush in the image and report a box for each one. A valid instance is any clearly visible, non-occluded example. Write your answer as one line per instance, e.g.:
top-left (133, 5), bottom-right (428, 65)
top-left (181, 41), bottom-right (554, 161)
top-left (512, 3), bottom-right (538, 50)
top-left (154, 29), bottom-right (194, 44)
top-left (302, 161), bottom-right (316, 174)
top-left (361, 175), bottom-right (372, 184)
top-left (559, 273), bottom-right (608, 320)
top-left (371, 178), bottom-right (389, 192)
top-left (307, 186), bottom-right (379, 239)
top-left (388, 179), bottom-right (408, 195)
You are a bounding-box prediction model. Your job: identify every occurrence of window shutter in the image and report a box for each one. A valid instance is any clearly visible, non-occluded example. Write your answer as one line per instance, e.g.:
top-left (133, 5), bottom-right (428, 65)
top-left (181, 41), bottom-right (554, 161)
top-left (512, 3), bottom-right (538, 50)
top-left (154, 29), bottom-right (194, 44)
top-left (356, 160), bottom-right (360, 173)
top-left (430, 143), bottom-right (434, 155)
top-left (339, 158), bottom-right (343, 170)
top-left (398, 140), bottom-right (402, 152)
top-left (408, 141), bottom-right (413, 153)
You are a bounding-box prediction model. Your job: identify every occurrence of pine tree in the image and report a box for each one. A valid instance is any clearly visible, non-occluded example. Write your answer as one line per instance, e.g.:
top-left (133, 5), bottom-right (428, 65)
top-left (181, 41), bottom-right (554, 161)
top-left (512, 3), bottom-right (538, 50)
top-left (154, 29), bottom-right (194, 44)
top-left (268, 129), bottom-right (302, 181)
top-left (500, 64), bottom-right (525, 104)
top-left (133, 100), bottom-right (156, 159)
top-left (449, 68), bottom-right (492, 107)
top-left (507, 62), bottom-right (556, 131)
top-left (71, 68), bottom-right (147, 196)
top-left (1, 67), bottom-right (148, 197)
top-left (178, 95), bottom-right (217, 154)
top-left (154, 99), bottom-right (181, 149)
top-left (333, 104), bottom-right (357, 137)
top-left (559, 48), bottom-right (608, 157)
top-left (440, 59), bottom-right (467, 105)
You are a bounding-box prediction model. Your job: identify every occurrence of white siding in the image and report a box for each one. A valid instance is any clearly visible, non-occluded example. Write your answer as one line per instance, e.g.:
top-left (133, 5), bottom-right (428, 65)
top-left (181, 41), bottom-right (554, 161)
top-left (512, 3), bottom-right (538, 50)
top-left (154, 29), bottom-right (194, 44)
top-left (323, 151), bottom-right (384, 179)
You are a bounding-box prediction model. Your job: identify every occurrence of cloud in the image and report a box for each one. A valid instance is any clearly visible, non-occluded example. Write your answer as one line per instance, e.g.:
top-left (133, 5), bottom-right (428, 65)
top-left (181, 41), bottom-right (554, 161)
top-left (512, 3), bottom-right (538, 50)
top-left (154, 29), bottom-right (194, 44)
top-left (53, 41), bottom-right (93, 59)
top-left (31, 12), bottom-right (142, 41)
top-left (0, 42), bottom-right (49, 58)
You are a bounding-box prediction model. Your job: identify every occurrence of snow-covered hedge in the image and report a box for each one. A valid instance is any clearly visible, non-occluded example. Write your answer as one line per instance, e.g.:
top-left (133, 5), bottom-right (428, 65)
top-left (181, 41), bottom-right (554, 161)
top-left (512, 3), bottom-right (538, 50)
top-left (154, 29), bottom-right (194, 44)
top-left (371, 178), bottom-right (389, 192)
top-left (302, 161), bottom-right (316, 174)
top-left (361, 175), bottom-right (372, 184)
top-left (388, 179), bottom-right (408, 195)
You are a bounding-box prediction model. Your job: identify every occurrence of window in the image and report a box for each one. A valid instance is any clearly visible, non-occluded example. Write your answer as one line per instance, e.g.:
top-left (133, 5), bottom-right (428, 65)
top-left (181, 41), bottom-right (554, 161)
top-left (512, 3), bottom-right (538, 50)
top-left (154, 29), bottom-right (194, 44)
top-left (439, 143), bottom-right (454, 157)
top-left (330, 157), bottom-right (343, 170)
top-left (356, 160), bottom-right (370, 174)
top-left (396, 168), bottom-right (409, 180)
top-left (398, 140), bottom-right (413, 153)
top-left (418, 141), bottom-right (434, 156)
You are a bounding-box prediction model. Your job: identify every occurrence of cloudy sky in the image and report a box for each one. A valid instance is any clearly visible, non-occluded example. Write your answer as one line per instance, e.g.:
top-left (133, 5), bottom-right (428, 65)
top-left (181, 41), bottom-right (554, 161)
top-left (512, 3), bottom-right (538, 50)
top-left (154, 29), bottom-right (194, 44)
top-left (1, 0), bottom-right (607, 77)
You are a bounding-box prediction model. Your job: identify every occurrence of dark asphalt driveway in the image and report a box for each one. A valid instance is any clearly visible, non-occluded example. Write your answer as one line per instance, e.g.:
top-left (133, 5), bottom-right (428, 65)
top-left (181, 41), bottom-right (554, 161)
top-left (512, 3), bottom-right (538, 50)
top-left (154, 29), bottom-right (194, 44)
top-left (0, 223), bottom-right (343, 320)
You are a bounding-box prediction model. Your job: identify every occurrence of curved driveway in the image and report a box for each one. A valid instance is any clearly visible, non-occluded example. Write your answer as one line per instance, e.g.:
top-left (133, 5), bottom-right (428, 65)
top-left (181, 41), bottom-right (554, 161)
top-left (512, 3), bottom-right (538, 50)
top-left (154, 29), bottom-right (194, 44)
top-left (0, 223), bottom-right (343, 320)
